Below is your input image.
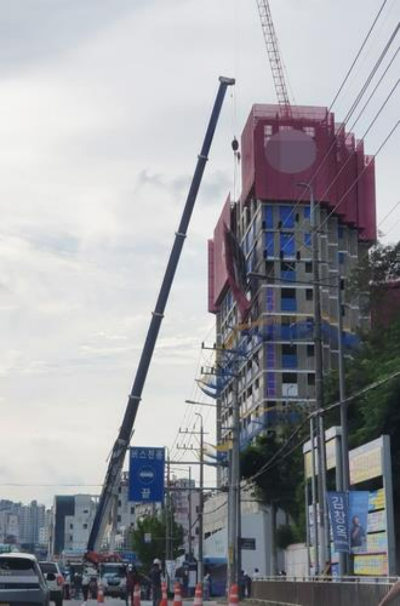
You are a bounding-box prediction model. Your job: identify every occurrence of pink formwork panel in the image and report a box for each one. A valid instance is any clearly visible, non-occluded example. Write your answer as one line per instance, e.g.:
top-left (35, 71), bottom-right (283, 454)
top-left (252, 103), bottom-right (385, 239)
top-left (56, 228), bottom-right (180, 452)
top-left (208, 104), bottom-right (377, 313)
top-left (359, 157), bottom-right (377, 242)
top-left (208, 195), bottom-right (232, 312)
top-left (239, 104), bottom-right (376, 238)
top-left (207, 240), bottom-right (216, 313)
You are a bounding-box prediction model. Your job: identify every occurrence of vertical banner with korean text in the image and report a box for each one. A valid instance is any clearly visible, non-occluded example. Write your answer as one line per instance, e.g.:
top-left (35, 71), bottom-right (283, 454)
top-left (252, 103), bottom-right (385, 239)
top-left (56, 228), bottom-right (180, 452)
top-left (327, 492), bottom-right (349, 552)
top-left (129, 447), bottom-right (165, 502)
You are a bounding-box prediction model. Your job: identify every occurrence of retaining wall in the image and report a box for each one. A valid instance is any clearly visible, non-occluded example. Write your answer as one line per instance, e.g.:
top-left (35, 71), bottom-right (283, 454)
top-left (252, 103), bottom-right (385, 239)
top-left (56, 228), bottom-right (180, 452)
top-left (252, 580), bottom-right (400, 606)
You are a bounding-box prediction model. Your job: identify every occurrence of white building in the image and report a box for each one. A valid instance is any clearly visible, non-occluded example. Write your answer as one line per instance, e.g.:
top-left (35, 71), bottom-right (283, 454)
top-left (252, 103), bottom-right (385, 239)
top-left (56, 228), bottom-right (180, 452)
top-left (203, 493), bottom-right (285, 576)
top-left (170, 477), bottom-right (200, 556)
top-left (63, 495), bottom-right (97, 552)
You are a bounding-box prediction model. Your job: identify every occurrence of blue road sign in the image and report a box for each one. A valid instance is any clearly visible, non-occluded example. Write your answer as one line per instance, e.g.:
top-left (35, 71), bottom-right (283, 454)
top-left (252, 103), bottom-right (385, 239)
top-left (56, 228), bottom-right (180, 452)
top-left (129, 447), bottom-right (165, 503)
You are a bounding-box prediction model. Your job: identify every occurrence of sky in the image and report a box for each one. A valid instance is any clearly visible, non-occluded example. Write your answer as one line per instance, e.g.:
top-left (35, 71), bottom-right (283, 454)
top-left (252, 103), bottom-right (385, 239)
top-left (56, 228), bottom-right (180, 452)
top-left (0, 0), bottom-right (399, 507)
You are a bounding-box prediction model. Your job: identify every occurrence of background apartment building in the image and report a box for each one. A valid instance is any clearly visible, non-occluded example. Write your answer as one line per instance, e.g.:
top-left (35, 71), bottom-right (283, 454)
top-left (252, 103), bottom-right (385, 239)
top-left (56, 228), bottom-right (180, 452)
top-left (0, 499), bottom-right (48, 550)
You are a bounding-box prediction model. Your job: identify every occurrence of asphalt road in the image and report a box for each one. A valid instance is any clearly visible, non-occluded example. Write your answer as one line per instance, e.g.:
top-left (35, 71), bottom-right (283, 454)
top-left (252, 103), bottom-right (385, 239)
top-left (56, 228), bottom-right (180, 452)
top-left (63, 601), bottom-right (212, 606)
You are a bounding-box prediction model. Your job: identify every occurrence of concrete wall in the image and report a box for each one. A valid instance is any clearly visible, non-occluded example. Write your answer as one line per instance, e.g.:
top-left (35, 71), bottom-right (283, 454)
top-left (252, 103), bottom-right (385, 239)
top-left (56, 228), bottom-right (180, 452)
top-left (285, 544), bottom-right (308, 577)
top-left (252, 580), bottom-right (399, 606)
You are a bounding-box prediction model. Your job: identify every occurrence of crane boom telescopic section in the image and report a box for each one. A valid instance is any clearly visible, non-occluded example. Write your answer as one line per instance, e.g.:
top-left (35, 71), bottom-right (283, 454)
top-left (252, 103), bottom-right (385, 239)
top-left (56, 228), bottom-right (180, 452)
top-left (87, 76), bottom-right (235, 552)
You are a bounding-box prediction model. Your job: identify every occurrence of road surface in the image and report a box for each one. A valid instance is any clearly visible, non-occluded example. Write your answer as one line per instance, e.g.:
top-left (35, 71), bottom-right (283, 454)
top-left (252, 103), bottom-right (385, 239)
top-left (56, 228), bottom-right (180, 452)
top-left (63, 601), bottom-right (217, 606)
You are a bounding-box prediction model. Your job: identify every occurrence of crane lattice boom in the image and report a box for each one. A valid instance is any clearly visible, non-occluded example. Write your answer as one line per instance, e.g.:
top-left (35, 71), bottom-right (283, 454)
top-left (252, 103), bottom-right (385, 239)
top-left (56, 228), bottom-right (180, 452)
top-left (256, 0), bottom-right (291, 109)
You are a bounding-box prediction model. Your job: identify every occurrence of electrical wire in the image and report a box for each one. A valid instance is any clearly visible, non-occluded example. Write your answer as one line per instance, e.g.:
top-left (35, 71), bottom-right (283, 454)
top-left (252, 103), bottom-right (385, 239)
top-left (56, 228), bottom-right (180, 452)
top-left (241, 368), bottom-right (400, 491)
top-left (328, 0), bottom-right (391, 113)
top-left (276, 22), bottom-right (400, 241)
top-left (378, 201), bottom-right (400, 227)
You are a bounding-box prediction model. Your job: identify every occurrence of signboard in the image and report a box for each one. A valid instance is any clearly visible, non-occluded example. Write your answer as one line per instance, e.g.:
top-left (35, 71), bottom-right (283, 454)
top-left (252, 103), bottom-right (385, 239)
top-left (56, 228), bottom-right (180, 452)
top-left (305, 437), bottom-right (337, 479)
top-left (368, 510), bottom-right (386, 533)
top-left (144, 533), bottom-right (152, 544)
top-left (240, 538), bottom-right (256, 550)
top-left (129, 447), bottom-right (165, 502)
top-left (327, 492), bottom-right (349, 553)
top-left (349, 437), bottom-right (383, 484)
top-left (121, 552), bottom-right (137, 563)
top-left (354, 553), bottom-right (388, 576)
top-left (369, 489), bottom-right (385, 511)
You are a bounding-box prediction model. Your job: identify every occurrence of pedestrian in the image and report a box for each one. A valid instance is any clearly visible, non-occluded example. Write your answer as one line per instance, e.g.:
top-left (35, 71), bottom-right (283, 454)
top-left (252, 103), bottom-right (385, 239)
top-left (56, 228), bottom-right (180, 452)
top-left (378, 580), bottom-right (400, 606)
top-left (73, 570), bottom-right (82, 600)
top-left (150, 558), bottom-right (162, 606)
top-left (82, 570), bottom-right (90, 604)
top-left (244, 572), bottom-right (252, 598)
top-left (239, 570), bottom-right (246, 600)
top-left (203, 573), bottom-right (211, 601)
top-left (127, 564), bottom-right (140, 606)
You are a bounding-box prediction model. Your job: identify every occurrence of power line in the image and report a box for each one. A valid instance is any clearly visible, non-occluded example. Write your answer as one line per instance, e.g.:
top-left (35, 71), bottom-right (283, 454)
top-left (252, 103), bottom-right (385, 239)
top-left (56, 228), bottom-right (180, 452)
top-left (277, 22), bottom-right (399, 240)
top-left (328, 0), bottom-right (391, 113)
top-left (378, 201), bottom-right (400, 227)
top-left (241, 368), bottom-right (400, 491)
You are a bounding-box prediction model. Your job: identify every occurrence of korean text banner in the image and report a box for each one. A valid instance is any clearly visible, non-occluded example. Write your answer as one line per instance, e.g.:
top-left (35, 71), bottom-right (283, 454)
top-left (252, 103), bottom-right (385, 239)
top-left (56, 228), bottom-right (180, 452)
top-left (129, 447), bottom-right (165, 503)
top-left (327, 492), bottom-right (349, 552)
top-left (349, 491), bottom-right (369, 553)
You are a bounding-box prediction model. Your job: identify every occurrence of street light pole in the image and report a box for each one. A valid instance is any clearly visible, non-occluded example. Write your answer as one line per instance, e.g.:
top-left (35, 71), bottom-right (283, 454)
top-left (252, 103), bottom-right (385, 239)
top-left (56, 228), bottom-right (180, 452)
top-left (298, 182), bottom-right (330, 573)
top-left (337, 273), bottom-right (349, 576)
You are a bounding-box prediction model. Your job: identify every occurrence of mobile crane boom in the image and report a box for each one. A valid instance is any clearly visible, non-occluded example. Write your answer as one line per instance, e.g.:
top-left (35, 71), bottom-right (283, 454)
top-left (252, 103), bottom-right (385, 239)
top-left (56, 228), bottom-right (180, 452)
top-left (87, 76), bottom-right (235, 551)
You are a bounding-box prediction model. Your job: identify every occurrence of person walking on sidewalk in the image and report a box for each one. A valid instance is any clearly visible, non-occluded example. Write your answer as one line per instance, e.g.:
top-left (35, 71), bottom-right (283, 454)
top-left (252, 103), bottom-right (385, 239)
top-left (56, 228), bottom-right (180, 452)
top-left (150, 558), bottom-right (162, 606)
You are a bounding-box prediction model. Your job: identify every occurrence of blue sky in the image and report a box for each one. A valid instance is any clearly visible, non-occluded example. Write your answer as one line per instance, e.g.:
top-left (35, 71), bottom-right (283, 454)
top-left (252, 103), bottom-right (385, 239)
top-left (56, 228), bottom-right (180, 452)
top-left (0, 0), bottom-right (398, 505)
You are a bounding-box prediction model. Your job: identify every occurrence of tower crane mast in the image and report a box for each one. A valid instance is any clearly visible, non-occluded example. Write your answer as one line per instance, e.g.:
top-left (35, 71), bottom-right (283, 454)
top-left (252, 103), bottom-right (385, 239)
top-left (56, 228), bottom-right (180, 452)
top-left (256, 0), bottom-right (292, 112)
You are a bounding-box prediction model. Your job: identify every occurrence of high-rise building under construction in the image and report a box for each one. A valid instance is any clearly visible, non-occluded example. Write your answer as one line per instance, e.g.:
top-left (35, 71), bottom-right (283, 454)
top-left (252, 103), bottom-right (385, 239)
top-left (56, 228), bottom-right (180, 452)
top-left (207, 104), bottom-right (376, 468)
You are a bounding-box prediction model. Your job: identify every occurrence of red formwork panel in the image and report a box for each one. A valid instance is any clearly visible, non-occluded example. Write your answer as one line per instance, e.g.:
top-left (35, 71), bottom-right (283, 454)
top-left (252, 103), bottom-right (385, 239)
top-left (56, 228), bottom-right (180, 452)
top-left (208, 195), bottom-right (232, 312)
top-left (239, 104), bottom-right (376, 237)
top-left (207, 240), bottom-right (216, 313)
top-left (360, 156), bottom-right (377, 242)
top-left (208, 104), bottom-right (377, 312)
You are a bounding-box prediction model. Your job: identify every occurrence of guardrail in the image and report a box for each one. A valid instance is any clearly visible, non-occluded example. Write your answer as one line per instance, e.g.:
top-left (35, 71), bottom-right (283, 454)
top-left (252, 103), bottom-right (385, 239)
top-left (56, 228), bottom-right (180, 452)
top-left (252, 577), bottom-right (399, 606)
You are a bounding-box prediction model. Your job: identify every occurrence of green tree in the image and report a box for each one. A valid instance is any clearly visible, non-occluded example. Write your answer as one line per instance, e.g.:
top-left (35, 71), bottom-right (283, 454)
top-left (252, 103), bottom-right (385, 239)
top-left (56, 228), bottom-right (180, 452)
top-left (131, 512), bottom-right (184, 571)
top-left (240, 431), bottom-right (305, 572)
top-left (348, 241), bottom-right (400, 313)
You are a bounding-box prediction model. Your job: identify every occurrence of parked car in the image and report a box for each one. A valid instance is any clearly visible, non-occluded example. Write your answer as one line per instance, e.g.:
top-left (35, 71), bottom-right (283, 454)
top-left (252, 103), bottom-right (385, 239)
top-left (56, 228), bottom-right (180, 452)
top-left (99, 562), bottom-right (128, 600)
top-left (39, 561), bottom-right (64, 606)
top-left (0, 552), bottom-right (50, 605)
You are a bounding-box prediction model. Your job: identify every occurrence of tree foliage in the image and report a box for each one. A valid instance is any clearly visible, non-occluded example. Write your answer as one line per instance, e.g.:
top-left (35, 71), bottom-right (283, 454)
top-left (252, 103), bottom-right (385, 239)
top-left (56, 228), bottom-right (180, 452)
top-left (240, 432), bottom-right (304, 521)
top-left (130, 512), bottom-right (184, 571)
top-left (348, 241), bottom-right (400, 311)
top-left (240, 290), bottom-right (400, 552)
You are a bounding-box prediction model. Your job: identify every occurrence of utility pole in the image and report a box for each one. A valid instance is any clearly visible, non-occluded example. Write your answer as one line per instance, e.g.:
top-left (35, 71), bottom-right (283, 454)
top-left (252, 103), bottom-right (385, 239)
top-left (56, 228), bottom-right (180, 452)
top-left (298, 182), bottom-right (330, 573)
top-left (165, 456), bottom-right (171, 579)
top-left (228, 368), bottom-right (241, 588)
top-left (337, 273), bottom-right (350, 576)
top-left (310, 415), bottom-right (319, 575)
top-left (178, 420), bottom-right (206, 584)
top-left (195, 413), bottom-right (205, 585)
top-left (188, 466), bottom-right (193, 561)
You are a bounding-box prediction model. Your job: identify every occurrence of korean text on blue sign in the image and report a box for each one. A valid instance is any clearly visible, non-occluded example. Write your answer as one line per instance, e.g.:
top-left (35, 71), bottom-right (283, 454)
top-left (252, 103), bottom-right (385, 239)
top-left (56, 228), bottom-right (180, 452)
top-left (327, 492), bottom-right (349, 553)
top-left (129, 447), bottom-right (165, 503)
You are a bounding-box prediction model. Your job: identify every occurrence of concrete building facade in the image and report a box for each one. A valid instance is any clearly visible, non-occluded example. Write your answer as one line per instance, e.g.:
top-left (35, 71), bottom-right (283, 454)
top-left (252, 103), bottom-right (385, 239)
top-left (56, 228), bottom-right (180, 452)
top-left (50, 494), bottom-right (97, 557)
top-left (207, 104), bottom-right (376, 464)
